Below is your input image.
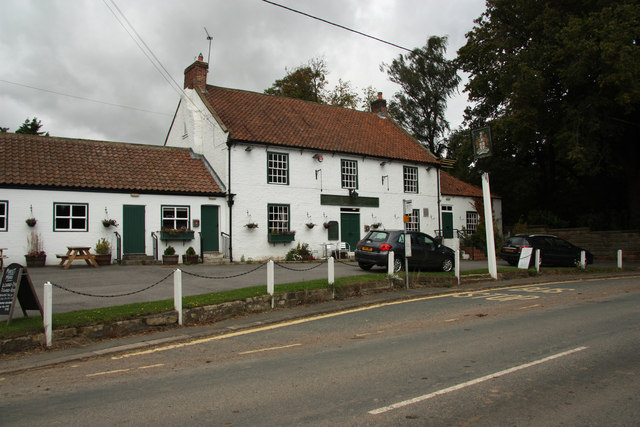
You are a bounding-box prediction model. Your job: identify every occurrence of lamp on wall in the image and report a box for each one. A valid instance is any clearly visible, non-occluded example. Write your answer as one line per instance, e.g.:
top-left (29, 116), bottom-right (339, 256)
top-left (380, 161), bottom-right (389, 166)
top-left (313, 153), bottom-right (324, 162)
top-left (245, 146), bottom-right (253, 152)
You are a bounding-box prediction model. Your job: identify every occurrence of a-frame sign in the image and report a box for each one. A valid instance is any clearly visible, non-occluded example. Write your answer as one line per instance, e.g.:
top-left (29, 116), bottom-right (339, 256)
top-left (0, 263), bottom-right (43, 325)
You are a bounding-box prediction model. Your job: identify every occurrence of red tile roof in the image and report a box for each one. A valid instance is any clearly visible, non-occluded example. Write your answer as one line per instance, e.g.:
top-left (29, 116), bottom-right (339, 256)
top-left (200, 86), bottom-right (439, 165)
top-left (0, 133), bottom-right (224, 195)
top-left (440, 170), bottom-right (500, 198)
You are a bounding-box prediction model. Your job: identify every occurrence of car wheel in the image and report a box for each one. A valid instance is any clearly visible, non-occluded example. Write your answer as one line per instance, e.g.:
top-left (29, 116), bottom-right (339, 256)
top-left (441, 257), bottom-right (454, 272)
top-left (393, 257), bottom-right (403, 272)
top-left (358, 262), bottom-right (374, 271)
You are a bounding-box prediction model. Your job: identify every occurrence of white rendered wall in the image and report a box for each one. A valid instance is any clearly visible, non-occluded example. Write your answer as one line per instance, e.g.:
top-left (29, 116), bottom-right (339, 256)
top-left (440, 194), bottom-right (503, 249)
top-left (0, 188), bottom-right (224, 266)
top-left (230, 144), bottom-right (441, 260)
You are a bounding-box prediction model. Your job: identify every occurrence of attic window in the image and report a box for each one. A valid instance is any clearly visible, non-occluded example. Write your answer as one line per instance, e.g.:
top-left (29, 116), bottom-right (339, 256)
top-left (267, 152), bottom-right (289, 185)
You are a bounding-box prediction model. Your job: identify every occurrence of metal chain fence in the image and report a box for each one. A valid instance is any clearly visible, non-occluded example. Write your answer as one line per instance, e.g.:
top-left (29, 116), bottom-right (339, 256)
top-left (273, 259), bottom-right (327, 271)
top-left (181, 261), bottom-right (267, 280)
top-left (50, 270), bottom-right (174, 298)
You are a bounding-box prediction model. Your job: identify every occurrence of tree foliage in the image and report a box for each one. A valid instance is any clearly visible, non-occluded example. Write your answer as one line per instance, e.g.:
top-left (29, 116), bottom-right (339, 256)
top-left (15, 117), bottom-right (49, 136)
top-left (382, 36), bottom-right (461, 156)
top-left (456, 0), bottom-right (640, 229)
top-left (264, 57), bottom-right (365, 109)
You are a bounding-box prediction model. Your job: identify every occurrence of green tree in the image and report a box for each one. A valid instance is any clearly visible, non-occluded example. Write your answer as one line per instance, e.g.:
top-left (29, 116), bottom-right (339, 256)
top-left (15, 117), bottom-right (48, 135)
top-left (0, 126), bottom-right (8, 133)
top-left (265, 57), bottom-right (365, 110)
top-left (382, 36), bottom-right (461, 156)
top-left (457, 0), bottom-right (640, 228)
top-left (264, 57), bottom-right (328, 103)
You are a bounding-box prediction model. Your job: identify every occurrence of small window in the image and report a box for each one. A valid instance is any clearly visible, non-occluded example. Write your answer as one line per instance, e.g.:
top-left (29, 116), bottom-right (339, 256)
top-left (406, 209), bottom-right (420, 232)
top-left (54, 203), bottom-right (88, 231)
top-left (267, 152), bottom-right (289, 185)
top-left (0, 201), bottom-right (7, 231)
top-left (268, 204), bottom-right (290, 233)
top-left (466, 211), bottom-right (479, 234)
top-left (403, 166), bottom-right (418, 193)
top-left (162, 206), bottom-right (190, 230)
top-left (341, 159), bottom-right (358, 189)
top-left (442, 205), bottom-right (452, 212)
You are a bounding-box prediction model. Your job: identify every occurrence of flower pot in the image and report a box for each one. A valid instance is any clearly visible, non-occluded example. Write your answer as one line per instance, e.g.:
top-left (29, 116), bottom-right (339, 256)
top-left (162, 254), bottom-right (179, 265)
top-left (182, 254), bottom-right (199, 265)
top-left (25, 254), bottom-right (46, 267)
top-left (94, 254), bottom-right (112, 266)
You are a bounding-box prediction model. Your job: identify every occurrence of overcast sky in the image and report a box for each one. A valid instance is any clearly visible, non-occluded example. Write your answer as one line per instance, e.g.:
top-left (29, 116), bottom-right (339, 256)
top-left (0, 0), bottom-right (486, 146)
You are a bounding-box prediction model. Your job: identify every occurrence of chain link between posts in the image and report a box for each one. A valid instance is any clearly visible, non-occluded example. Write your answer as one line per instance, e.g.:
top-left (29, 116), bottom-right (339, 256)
top-left (181, 261), bottom-right (267, 279)
top-left (273, 259), bottom-right (327, 271)
top-left (50, 270), bottom-right (174, 298)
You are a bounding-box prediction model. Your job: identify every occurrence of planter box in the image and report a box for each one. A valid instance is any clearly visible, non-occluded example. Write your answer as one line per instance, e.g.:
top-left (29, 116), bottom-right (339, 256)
top-left (25, 254), bottom-right (46, 267)
top-left (182, 254), bottom-right (199, 265)
top-left (160, 231), bottom-right (194, 241)
top-left (94, 254), bottom-right (112, 266)
top-left (162, 255), bottom-right (179, 265)
top-left (268, 233), bottom-right (295, 243)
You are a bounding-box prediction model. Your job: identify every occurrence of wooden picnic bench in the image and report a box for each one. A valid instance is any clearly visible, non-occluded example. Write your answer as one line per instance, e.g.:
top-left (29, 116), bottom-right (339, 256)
top-left (57, 246), bottom-right (99, 269)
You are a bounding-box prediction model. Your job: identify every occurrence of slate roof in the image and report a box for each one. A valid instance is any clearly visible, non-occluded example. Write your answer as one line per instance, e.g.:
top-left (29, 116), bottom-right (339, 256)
top-left (0, 133), bottom-right (224, 195)
top-left (199, 86), bottom-right (439, 165)
top-left (440, 170), bottom-right (500, 199)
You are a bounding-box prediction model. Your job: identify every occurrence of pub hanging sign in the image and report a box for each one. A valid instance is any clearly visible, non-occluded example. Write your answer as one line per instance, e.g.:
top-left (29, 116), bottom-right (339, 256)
top-left (471, 126), bottom-right (492, 160)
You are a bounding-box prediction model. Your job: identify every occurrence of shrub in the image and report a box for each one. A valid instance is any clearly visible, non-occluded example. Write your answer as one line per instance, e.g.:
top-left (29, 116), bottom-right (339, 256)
top-left (285, 243), bottom-right (314, 261)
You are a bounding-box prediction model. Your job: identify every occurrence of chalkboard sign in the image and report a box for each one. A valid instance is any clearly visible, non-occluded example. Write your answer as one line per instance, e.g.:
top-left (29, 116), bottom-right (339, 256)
top-left (0, 263), bottom-right (43, 324)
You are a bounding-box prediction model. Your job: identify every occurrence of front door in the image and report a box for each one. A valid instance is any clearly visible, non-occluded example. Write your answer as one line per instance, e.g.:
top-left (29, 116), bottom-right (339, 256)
top-left (340, 212), bottom-right (360, 251)
top-left (442, 211), bottom-right (454, 239)
top-left (201, 205), bottom-right (219, 252)
top-left (123, 205), bottom-right (145, 254)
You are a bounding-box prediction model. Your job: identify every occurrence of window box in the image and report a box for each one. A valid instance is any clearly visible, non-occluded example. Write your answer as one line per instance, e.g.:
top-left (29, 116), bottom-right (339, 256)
top-left (160, 230), bottom-right (194, 240)
top-left (268, 232), bottom-right (295, 243)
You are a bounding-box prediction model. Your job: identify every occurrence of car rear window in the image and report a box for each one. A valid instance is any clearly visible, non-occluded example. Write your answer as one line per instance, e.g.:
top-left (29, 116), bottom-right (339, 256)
top-left (367, 232), bottom-right (389, 242)
top-left (507, 237), bottom-right (528, 246)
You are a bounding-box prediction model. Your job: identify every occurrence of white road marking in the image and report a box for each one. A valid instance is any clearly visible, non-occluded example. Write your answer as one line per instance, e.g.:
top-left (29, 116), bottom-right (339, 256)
top-left (239, 343), bottom-right (302, 355)
top-left (445, 318), bottom-right (458, 322)
top-left (86, 368), bottom-right (130, 377)
top-left (369, 346), bottom-right (588, 415)
top-left (520, 304), bottom-right (542, 310)
top-left (138, 364), bottom-right (165, 370)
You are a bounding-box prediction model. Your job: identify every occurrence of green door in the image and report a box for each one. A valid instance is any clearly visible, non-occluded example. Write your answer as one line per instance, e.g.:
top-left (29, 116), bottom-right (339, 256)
top-left (123, 205), bottom-right (145, 254)
top-left (340, 212), bottom-right (360, 250)
top-left (201, 205), bottom-right (219, 252)
top-left (442, 212), bottom-right (454, 239)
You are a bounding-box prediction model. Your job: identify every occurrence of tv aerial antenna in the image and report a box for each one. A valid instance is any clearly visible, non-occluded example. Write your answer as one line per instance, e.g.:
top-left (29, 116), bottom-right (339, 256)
top-left (204, 27), bottom-right (213, 64)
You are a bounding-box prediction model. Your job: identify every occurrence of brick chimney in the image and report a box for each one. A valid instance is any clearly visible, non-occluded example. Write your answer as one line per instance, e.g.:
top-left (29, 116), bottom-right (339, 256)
top-left (371, 92), bottom-right (387, 116)
top-left (184, 53), bottom-right (208, 91)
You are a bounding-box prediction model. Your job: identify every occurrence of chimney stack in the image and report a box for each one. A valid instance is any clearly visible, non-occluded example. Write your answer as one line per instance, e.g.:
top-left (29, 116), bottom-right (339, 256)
top-left (184, 53), bottom-right (208, 91)
top-left (371, 92), bottom-right (387, 116)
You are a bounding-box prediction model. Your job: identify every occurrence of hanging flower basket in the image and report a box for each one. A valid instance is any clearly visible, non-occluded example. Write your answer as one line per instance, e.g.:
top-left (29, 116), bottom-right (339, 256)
top-left (102, 218), bottom-right (118, 228)
top-left (25, 218), bottom-right (37, 227)
top-left (245, 223), bottom-right (259, 229)
top-left (306, 223), bottom-right (316, 229)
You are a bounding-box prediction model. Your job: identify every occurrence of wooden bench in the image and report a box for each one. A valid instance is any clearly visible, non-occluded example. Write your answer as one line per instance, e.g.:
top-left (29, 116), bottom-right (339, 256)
top-left (56, 253), bottom-right (69, 266)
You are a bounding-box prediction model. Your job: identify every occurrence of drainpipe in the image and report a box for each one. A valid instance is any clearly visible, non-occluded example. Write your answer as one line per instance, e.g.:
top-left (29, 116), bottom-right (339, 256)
top-left (436, 167), bottom-right (442, 235)
top-left (227, 140), bottom-right (234, 262)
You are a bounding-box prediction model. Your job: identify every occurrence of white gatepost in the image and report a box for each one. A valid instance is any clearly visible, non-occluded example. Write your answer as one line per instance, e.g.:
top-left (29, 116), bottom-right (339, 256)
top-left (328, 256), bottom-right (335, 298)
top-left (580, 251), bottom-right (586, 270)
top-left (43, 282), bottom-right (52, 347)
top-left (481, 172), bottom-right (498, 279)
top-left (535, 249), bottom-right (541, 273)
top-left (388, 251), bottom-right (395, 276)
top-left (618, 249), bottom-right (623, 269)
top-left (173, 269), bottom-right (183, 326)
top-left (267, 260), bottom-right (275, 308)
top-left (455, 249), bottom-right (460, 285)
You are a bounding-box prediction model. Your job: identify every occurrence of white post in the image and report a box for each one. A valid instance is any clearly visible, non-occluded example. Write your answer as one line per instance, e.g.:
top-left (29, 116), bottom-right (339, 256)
top-left (173, 269), bottom-right (182, 326)
top-left (267, 260), bottom-right (274, 308)
top-left (328, 257), bottom-right (335, 298)
top-left (580, 251), bottom-right (586, 270)
top-left (535, 249), bottom-right (541, 273)
top-left (43, 282), bottom-right (52, 347)
top-left (388, 251), bottom-right (395, 276)
top-left (482, 172), bottom-right (498, 279)
top-left (617, 249), bottom-right (623, 269)
top-left (455, 249), bottom-right (460, 285)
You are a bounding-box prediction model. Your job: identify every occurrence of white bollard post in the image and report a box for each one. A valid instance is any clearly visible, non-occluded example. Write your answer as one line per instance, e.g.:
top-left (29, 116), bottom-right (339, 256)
top-left (43, 282), bottom-right (52, 347)
top-left (617, 249), bottom-right (623, 269)
top-left (388, 251), bottom-right (395, 276)
top-left (580, 251), bottom-right (586, 270)
top-left (267, 260), bottom-right (275, 308)
top-left (173, 269), bottom-right (182, 326)
top-left (535, 249), bottom-right (541, 273)
top-left (328, 257), bottom-right (335, 298)
top-left (455, 249), bottom-right (460, 285)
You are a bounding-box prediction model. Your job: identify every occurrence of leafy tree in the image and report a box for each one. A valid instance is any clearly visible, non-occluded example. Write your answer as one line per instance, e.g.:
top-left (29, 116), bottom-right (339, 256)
top-left (457, 0), bottom-right (640, 229)
top-left (0, 127), bottom-right (8, 133)
top-left (265, 57), bottom-right (328, 103)
top-left (15, 117), bottom-right (49, 135)
top-left (382, 36), bottom-right (461, 156)
top-left (265, 57), bottom-right (365, 110)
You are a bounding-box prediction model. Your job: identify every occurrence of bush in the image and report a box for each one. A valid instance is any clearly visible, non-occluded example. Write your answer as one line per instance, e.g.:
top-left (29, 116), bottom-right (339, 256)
top-left (164, 246), bottom-right (176, 256)
top-left (285, 243), bottom-right (314, 261)
top-left (94, 238), bottom-right (111, 255)
top-left (185, 246), bottom-right (196, 256)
